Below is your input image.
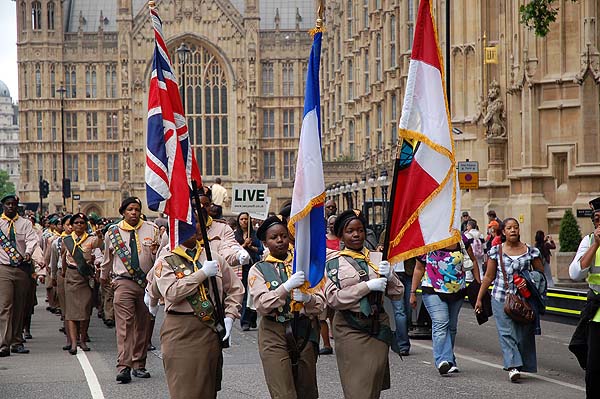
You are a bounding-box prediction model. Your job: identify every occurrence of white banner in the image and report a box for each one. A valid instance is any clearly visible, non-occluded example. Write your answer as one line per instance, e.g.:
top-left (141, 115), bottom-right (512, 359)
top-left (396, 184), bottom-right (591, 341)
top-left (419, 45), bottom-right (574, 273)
top-left (231, 184), bottom-right (269, 219)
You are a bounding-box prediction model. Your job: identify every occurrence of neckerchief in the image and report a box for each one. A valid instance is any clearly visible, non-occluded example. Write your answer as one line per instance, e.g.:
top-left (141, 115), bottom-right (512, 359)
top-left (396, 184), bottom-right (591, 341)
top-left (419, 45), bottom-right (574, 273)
top-left (118, 219), bottom-right (143, 255)
top-left (71, 231), bottom-right (89, 256)
top-left (339, 247), bottom-right (380, 276)
top-left (265, 253), bottom-right (293, 278)
top-left (1, 214), bottom-right (18, 244)
top-left (171, 242), bottom-right (210, 302)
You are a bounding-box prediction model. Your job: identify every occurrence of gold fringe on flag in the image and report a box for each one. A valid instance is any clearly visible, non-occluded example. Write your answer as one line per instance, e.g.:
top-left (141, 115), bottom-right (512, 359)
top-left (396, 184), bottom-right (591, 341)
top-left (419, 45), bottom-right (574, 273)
top-left (309, 0), bottom-right (326, 37)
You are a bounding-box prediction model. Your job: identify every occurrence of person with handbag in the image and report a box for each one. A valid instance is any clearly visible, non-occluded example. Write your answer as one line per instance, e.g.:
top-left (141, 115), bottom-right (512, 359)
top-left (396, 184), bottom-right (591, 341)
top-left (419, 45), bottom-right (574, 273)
top-left (475, 217), bottom-right (544, 382)
top-left (410, 232), bottom-right (480, 375)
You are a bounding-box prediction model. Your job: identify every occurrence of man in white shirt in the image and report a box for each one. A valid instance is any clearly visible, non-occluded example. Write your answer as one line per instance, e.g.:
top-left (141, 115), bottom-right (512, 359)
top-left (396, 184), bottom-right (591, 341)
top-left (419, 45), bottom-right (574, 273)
top-left (211, 177), bottom-right (228, 219)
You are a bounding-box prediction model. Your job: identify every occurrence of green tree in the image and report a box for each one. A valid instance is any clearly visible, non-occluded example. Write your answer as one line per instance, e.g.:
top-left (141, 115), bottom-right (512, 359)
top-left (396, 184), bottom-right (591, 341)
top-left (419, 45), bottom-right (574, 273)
top-left (0, 170), bottom-right (15, 200)
top-left (558, 209), bottom-right (582, 252)
top-left (519, 0), bottom-right (578, 37)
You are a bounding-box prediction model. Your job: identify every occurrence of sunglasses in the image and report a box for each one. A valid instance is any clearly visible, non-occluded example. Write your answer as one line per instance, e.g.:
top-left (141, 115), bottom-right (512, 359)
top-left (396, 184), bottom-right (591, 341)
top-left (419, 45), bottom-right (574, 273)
top-left (73, 221), bottom-right (87, 225)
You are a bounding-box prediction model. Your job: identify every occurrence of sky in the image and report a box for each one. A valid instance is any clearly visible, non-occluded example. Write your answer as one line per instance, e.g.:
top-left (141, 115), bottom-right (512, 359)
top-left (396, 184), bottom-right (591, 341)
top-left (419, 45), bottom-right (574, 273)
top-left (0, 2), bottom-right (18, 102)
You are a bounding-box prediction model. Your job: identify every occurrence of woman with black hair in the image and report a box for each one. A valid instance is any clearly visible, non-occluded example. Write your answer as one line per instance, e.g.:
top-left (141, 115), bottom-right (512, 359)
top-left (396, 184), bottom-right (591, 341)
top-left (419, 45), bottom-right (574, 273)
top-left (249, 216), bottom-right (324, 399)
top-left (475, 218), bottom-right (544, 382)
top-left (234, 211), bottom-right (263, 330)
top-left (325, 210), bottom-right (403, 398)
top-left (61, 213), bottom-right (103, 354)
top-left (535, 230), bottom-right (556, 287)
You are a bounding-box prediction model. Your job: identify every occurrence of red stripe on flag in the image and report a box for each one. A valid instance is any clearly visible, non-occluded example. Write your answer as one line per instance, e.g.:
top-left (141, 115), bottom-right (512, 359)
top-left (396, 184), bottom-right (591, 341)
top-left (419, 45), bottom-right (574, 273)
top-left (410, 0), bottom-right (441, 71)
top-left (146, 156), bottom-right (169, 183)
top-left (388, 218), bottom-right (425, 260)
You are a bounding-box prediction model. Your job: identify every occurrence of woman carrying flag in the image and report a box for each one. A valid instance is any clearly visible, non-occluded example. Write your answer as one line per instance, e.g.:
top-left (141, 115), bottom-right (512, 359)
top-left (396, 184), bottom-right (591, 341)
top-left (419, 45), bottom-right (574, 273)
top-left (249, 216), bottom-right (324, 399)
top-left (325, 210), bottom-right (404, 398)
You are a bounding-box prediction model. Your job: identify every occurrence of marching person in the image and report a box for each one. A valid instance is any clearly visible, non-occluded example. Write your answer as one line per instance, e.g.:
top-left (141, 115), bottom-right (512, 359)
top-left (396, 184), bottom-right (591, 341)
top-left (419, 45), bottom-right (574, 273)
top-left (0, 194), bottom-right (39, 356)
top-left (149, 220), bottom-right (244, 399)
top-left (50, 215), bottom-right (72, 349)
top-left (325, 210), bottom-right (404, 398)
top-left (100, 197), bottom-right (159, 383)
top-left (61, 213), bottom-right (103, 355)
top-left (569, 197), bottom-right (600, 398)
top-left (249, 216), bottom-right (324, 399)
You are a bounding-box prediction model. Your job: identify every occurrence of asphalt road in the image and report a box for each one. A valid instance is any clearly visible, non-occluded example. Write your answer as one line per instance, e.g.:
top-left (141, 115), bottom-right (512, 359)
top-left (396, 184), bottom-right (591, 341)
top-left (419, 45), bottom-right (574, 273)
top-left (0, 287), bottom-right (587, 399)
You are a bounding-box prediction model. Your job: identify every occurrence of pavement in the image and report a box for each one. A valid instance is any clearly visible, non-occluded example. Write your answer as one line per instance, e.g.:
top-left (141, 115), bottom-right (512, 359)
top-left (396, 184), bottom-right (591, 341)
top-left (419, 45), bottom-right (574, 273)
top-left (0, 287), bottom-right (587, 399)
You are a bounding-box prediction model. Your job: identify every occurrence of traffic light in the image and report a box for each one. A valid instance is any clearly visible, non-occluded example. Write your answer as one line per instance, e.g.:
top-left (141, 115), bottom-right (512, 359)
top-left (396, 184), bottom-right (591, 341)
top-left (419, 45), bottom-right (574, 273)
top-left (62, 178), bottom-right (71, 199)
top-left (39, 179), bottom-right (49, 199)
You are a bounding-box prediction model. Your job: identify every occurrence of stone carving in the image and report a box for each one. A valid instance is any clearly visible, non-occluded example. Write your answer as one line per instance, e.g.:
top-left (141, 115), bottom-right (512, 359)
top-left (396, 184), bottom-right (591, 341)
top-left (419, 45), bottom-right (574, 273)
top-left (482, 80), bottom-right (506, 139)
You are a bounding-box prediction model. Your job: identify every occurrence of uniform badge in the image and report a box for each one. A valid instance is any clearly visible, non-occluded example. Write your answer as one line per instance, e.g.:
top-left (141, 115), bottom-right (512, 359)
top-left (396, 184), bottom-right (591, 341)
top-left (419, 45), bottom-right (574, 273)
top-left (183, 269), bottom-right (192, 276)
top-left (155, 264), bottom-right (162, 278)
top-left (175, 271), bottom-right (184, 279)
top-left (265, 281), bottom-right (271, 289)
top-left (249, 276), bottom-right (257, 288)
top-left (271, 281), bottom-right (279, 287)
top-left (201, 301), bottom-right (210, 309)
top-left (277, 306), bottom-right (284, 312)
top-left (277, 315), bottom-right (286, 323)
top-left (330, 269), bottom-right (338, 275)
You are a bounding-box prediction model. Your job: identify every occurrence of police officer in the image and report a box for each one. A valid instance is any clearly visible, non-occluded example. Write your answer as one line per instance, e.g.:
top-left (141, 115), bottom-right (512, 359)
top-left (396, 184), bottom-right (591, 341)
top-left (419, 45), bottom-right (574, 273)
top-left (249, 216), bottom-right (324, 399)
top-left (569, 197), bottom-right (600, 398)
top-left (0, 194), bottom-right (39, 356)
top-left (149, 220), bottom-right (244, 399)
top-left (100, 197), bottom-right (159, 383)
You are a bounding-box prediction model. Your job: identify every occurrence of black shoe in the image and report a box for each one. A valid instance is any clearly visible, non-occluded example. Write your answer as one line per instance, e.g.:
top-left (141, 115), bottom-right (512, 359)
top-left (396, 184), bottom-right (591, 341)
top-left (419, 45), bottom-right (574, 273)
top-left (24, 332), bottom-right (32, 340)
top-left (319, 347), bottom-right (333, 355)
top-left (116, 367), bottom-right (132, 383)
top-left (105, 320), bottom-right (115, 328)
top-left (250, 321), bottom-right (257, 329)
top-left (11, 345), bottom-right (29, 354)
top-left (59, 327), bottom-right (66, 334)
top-left (85, 337), bottom-right (91, 342)
top-left (399, 350), bottom-right (410, 357)
top-left (132, 368), bottom-right (151, 378)
top-left (241, 324), bottom-right (250, 331)
top-left (68, 347), bottom-right (77, 355)
top-left (0, 348), bottom-right (10, 357)
top-left (62, 344), bottom-right (71, 351)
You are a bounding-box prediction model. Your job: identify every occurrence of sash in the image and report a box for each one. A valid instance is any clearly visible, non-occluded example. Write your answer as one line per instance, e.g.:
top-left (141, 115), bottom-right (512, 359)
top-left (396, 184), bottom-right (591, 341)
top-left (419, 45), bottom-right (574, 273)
top-left (326, 255), bottom-right (374, 317)
top-left (164, 254), bottom-right (216, 324)
top-left (63, 236), bottom-right (94, 277)
top-left (255, 261), bottom-right (293, 322)
top-left (107, 225), bottom-right (147, 288)
top-left (0, 227), bottom-right (23, 266)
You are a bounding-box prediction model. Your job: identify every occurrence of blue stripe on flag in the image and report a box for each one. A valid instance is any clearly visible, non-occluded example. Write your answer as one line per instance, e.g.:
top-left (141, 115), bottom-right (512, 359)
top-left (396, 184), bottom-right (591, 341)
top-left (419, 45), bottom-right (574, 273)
top-left (308, 204), bottom-right (326, 287)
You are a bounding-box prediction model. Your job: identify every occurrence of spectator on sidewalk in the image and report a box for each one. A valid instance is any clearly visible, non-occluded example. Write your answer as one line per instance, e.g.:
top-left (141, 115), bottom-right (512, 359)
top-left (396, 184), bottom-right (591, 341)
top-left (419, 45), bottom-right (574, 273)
top-left (211, 177), bottom-right (228, 219)
top-left (535, 230), bottom-right (556, 287)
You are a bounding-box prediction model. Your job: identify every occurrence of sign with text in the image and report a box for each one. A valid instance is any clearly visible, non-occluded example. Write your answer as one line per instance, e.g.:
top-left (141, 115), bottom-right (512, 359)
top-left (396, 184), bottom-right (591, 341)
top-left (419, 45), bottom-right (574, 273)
top-left (458, 161), bottom-right (479, 190)
top-left (231, 184), bottom-right (269, 219)
top-left (72, 194), bottom-right (81, 200)
top-left (577, 209), bottom-right (593, 218)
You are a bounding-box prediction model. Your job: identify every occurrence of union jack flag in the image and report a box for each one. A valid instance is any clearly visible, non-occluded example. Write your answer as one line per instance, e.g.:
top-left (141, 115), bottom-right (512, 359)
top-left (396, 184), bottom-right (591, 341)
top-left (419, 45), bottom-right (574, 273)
top-left (145, 6), bottom-right (201, 250)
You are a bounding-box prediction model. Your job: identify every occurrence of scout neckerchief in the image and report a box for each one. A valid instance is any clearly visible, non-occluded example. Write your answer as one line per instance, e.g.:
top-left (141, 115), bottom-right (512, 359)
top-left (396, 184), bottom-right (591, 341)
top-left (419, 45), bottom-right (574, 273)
top-left (338, 247), bottom-right (381, 317)
top-left (106, 221), bottom-right (147, 288)
top-left (168, 243), bottom-right (215, 323)
top-left (0, 214), bottom-right (22, 266)
top-left (339, 247), bottom-right (380, 276)
top-left (62, 232), bottom-right (94, 277)
top-left (262, 252), bottom-right (293, 322)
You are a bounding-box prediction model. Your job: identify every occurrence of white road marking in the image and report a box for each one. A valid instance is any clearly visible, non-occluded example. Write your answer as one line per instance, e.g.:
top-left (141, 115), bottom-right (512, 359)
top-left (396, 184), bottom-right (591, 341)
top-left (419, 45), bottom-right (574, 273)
top-left (411, 341), bottom-right (585, 392)
top-left (76, 351), bottom-right (106, 399)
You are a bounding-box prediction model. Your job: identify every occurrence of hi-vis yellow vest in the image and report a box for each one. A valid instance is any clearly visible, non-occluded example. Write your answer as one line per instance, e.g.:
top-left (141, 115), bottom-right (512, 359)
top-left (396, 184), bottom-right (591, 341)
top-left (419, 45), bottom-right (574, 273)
top-left (588, 234), bottom-right (600, 322)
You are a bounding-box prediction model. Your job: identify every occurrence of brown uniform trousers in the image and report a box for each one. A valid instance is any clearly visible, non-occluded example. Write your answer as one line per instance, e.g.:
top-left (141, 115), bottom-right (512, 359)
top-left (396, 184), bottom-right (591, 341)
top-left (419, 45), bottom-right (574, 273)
top-left (258, 317), bottom-right (319, 399)
top-left (101, 282), bottom-right (114, 322)
top-left (160, 313), bottom-right (223, 399)
top-left (0, 266), bottom-right (30, 350)
top-left (113, 279), bottom-right (150, 370)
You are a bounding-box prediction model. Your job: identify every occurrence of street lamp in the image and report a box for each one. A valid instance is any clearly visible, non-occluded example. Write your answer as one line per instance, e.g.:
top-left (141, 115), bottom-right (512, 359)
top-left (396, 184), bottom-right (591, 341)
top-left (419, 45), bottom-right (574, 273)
top-left (359, 175), bottom-right (367, 212)
top-left (57, 85), bottom-right (67, 208)
top-left (352, 180), bottom-right (358, 209)
top-left (378, 170), bottom-right (389, 228)
top-left (368, 173), bottom-right (376, 228)
top-left (176, 42), bottom-right (191, 113)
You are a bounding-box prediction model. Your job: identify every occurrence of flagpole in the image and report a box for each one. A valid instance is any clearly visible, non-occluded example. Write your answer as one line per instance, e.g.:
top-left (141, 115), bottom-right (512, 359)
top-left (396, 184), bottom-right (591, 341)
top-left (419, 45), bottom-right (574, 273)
top-left (382, 141), bottom-right (402, 261)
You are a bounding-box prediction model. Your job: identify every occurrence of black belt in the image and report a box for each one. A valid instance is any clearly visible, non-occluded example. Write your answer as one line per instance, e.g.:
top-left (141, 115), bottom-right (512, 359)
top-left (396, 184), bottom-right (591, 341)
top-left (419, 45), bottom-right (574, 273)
top-left (167, 310), bottom-right (194, 316)
top-left (113, 275), bottom-right (133, 281)
top-left (66, 265), bottom-right (78, 270)
top-left (345, 310), bottom-right (373, 320)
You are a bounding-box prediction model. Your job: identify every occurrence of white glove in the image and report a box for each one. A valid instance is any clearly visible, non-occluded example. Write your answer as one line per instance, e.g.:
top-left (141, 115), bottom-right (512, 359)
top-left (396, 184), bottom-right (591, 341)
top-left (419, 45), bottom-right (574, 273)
top-left (237, 249), bottom-right (251, 265)
top-left (149, 304), bottom-right (159, 317)
top-left (378, 261), bottom-right (391, 279)
top-left (292, 289), bottom-right (310, 303)
top-left (201, 260), bottom-right (219, 278)
top-left (366, 277), bottom-right (388, 292)
top-left (143, 292), bottom-right (151, 308)
top-left (223, 316), bottom-right (234, 342)
top-left (282, 271), bottom-right (305, 292)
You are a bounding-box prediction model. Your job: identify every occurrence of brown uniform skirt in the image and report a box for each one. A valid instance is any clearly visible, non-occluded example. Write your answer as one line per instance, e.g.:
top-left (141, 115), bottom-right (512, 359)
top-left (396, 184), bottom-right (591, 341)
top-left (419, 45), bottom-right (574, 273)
top-left (258, 317), bottom-right (318, 399)
top-left (160, 313), bottom-right (223, 399)
top-left (56, 272), bottom-right (66, 313)
top-left (332, 311), bottom-right (391, 399)
top-left (64, 267), bottom-right (92, 321)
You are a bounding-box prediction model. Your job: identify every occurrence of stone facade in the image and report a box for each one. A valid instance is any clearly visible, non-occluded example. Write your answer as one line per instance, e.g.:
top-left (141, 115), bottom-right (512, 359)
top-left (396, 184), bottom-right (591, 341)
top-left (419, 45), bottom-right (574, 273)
top-left (321, 0), bottom-right (600, 241)
top-left (15, 0), bottom-right (316, 217)
top-left (0, 81), bottom-right (20, 189)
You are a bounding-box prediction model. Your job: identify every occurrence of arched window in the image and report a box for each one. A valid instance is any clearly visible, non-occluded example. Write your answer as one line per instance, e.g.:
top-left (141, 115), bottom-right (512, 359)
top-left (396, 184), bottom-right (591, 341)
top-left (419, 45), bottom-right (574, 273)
top-left (348, 120), bottom-right (355, 158)
top-left (35, 64), bottom-right (41, 97)
top-left (389, 15), bottom-right (396, 67)
top-left (173, 42), bottom-right (229, 176)
top-left (50, 64), bottom-right (55, 97)
top-left (31, 1), bottom-right (41, 30)
top-left (21, 2), bottom-right (26, 32)
top-left (375, 33), bottom-right (382, 81)
top-left (47, 2), bottom-right (55, 30)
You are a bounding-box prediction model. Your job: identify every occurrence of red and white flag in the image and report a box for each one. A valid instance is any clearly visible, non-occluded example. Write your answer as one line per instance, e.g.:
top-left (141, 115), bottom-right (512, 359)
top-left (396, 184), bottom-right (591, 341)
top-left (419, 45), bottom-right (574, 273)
top-left (385, 0), bottom-right (461, 263)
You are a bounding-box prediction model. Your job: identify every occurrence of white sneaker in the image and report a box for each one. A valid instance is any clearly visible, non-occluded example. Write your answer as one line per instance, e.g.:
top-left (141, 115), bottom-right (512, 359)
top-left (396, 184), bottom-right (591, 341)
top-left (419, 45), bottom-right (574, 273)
top-left (508, 368), bottom-right (520, 382)
top-left (438, 361), bottom-right (451, 375)
top-left (448, 366), bottom-right (460, 373)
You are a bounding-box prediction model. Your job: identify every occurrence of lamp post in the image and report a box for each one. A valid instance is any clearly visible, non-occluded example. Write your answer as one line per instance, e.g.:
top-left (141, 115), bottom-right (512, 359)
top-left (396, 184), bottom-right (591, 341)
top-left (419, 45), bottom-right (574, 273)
top-left (57, 85), bottom-right (67, 208)
top-left (176, 42), bottom-right (191, 114)
top-left (359, 175), bottom-right (366, 213)
top-left (345, 182), bottom-right (353, 209)
top-left (368, 173), bottom-right (376, 228)
top-left (352, 180), bottom-right (358, 209)
top-left (379, 170), bottom-right (389, 228)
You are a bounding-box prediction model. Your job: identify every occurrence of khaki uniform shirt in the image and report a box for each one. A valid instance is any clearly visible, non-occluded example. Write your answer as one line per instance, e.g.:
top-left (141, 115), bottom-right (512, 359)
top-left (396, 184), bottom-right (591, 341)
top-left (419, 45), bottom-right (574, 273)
top-left (150, 249), bottom-right (244, 319)
top-left (0, 215), bottom-right (39, 266)
top-left (100, 221), bottom-right (159, 280)
top-left (62, 235), bottom-right (103, 269)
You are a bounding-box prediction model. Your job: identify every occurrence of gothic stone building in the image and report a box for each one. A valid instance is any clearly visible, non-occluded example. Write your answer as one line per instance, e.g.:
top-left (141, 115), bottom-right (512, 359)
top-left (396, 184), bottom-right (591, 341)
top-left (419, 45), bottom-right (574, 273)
top-left (320, 0), bottom-right (600, 243)
top-left (0, 81), bottom-right (20, 189)
top-left (16, 0), bottom-right (315, 217)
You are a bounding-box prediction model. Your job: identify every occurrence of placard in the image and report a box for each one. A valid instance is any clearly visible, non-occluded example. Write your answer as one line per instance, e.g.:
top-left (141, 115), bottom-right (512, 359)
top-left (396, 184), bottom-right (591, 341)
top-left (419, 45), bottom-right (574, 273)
top-left (231, 184), bottom-right (269, 219)
top-left (458, 161), bottom-right (479, 190)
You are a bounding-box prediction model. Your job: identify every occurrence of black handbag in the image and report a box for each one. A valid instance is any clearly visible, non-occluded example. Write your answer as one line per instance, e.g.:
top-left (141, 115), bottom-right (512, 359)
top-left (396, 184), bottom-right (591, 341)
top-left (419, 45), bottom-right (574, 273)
top-left (498, 245), bottom-right (534, 324)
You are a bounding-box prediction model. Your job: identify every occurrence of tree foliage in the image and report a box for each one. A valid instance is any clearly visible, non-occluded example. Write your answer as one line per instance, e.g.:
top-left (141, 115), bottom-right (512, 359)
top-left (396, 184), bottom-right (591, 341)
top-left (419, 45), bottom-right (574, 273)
top-left (558, 209), bottom-right (582, 252)
top-left (0, 170), bottom-right (15, 200)
top-left (519, 0), bottom-right (578, 37)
